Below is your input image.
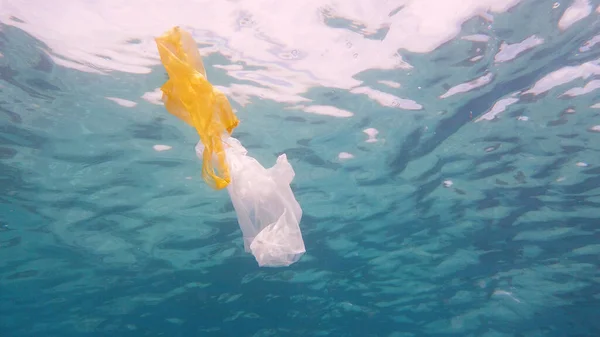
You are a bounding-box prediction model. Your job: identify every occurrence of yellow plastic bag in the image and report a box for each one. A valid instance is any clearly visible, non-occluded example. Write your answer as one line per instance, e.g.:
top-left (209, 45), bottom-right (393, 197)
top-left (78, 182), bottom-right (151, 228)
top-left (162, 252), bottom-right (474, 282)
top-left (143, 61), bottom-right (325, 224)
top-left (155, 26), bottom-right (239, 190)
top-left (155, 27), bottom-right (305, 267)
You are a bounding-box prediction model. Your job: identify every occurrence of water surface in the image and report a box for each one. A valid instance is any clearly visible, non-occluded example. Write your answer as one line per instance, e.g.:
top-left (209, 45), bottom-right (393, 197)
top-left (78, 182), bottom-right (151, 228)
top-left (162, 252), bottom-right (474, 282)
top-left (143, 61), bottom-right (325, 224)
top-left (1, 0), bottom-right (600, 336)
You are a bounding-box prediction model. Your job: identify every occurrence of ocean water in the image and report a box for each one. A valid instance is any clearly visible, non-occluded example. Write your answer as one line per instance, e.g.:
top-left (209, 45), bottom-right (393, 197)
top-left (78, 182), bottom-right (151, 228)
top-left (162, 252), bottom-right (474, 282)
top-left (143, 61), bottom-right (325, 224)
top-left (1, 0), bottom-right (600, 336)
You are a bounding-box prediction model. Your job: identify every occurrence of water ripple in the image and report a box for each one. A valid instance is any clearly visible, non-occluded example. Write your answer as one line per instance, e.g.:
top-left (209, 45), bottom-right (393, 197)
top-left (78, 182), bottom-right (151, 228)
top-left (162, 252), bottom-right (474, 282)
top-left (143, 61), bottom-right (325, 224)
top-left (2, 1), bottom-right (600, 336)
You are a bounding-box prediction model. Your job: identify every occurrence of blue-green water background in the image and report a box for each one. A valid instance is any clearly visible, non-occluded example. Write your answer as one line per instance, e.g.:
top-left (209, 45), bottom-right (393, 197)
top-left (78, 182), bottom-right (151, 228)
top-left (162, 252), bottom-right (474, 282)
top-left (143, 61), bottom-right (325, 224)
top-left (2, 0), bottom-right (600, 336)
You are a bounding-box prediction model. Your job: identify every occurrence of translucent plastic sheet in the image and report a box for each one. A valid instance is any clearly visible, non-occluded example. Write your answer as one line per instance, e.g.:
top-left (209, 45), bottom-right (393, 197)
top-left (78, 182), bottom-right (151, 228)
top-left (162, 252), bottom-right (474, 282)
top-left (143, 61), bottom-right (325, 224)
top-left (155, 26), bottom-right (239, 190)
top-left (196, 138), bottom-right (305, 267)
top-left (155, 26), bottom-right (305, 267)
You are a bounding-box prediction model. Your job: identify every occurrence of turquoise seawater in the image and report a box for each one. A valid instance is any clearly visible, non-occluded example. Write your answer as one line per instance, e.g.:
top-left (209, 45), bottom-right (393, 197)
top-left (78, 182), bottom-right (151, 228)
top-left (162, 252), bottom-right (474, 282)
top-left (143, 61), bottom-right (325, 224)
top-left (1, 0), bottom-right (600, 336)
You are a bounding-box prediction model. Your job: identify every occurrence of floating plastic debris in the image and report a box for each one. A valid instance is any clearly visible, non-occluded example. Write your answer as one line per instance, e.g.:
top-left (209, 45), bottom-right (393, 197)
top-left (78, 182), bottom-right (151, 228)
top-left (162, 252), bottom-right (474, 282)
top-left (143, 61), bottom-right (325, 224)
top-left (155, 27), bottom-right (305, 267)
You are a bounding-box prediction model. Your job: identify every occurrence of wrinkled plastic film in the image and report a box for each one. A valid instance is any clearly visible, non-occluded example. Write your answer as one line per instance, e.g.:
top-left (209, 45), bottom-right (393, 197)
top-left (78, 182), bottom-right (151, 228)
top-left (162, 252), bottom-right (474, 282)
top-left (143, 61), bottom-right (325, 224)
top-left (196, 138), bottom-right (305, 267)
top-left (155, 26), bottom-right (239, 190)
top-left (155, 27), bottom-right (305, 267)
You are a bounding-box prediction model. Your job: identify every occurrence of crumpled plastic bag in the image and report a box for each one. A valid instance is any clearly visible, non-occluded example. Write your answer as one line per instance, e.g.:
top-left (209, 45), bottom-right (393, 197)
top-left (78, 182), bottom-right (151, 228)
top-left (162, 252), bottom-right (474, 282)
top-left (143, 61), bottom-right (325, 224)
top-left (155, 26), bottom-right (239, 190)
top-left (155, 26), bottom-right (305, 267)
top-left (196, 137), bottom-right (305, 267)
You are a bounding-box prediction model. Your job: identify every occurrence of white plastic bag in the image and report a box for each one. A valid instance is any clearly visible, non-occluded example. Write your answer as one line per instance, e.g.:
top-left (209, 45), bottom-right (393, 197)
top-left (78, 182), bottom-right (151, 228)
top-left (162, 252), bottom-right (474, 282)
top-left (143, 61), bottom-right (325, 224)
top-left (195, 137), bottom-right (306, 267)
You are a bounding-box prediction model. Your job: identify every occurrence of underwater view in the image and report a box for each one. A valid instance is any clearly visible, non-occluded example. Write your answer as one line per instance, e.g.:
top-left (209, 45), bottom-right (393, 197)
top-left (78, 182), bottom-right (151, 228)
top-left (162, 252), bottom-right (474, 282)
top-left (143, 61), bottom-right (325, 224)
top-left (1, 0), bottom-right (600, 336)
